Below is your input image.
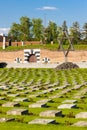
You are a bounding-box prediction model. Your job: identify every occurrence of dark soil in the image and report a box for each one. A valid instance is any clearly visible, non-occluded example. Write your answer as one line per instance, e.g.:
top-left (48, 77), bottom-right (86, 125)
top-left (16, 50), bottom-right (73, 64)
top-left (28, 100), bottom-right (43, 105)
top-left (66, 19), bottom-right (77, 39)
top-left (55, 62), bottom-right (79, 70)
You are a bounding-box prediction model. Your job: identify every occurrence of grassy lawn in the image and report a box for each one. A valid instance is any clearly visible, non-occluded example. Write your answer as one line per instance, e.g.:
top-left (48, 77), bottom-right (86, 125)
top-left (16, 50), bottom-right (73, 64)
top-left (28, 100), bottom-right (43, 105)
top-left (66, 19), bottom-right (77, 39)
top-left (0, 44), bottom-right (87, 51)
top-left (0, 68), bottom-right (87, 129)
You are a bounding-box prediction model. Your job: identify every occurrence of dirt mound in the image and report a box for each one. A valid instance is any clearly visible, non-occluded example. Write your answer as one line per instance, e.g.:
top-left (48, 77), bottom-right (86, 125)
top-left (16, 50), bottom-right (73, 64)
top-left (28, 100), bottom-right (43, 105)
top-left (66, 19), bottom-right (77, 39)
top-left (0, 62), bottom-right (7, 68)
top-left (55, 62), bottom-right (79, 70)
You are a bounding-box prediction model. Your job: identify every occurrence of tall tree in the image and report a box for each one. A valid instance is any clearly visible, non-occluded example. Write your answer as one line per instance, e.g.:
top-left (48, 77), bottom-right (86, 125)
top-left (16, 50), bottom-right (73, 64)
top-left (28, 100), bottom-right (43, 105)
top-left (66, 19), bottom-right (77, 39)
top-left (69, 22), bottom-right (81, 44)
top-left (32, 18), bottom-right (43, 41)
top-left (20, 16), bottom-right (32, 41)
top-left (61, 21), bottom-right (68, 44)
top-left (8, 16), bottom-right (32, 41)
top-left (8, 23), bottom-right (21, 41)
top-left (62, 20), bottom-right (68, 33)
top-left (46, 21), bottom-right (58, 43)
top-left (83, 23), bottom-right (87, 41)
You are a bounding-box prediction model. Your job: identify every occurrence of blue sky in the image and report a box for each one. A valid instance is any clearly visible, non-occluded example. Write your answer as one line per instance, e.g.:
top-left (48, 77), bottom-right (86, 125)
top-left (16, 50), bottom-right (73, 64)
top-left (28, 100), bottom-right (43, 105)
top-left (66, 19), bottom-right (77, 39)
top-left (0, 0), bottom-right (87, 34)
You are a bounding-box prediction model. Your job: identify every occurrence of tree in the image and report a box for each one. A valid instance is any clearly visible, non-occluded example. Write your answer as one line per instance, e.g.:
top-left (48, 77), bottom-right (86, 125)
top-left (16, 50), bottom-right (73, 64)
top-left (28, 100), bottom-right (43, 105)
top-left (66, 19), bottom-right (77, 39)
top-left (8, 23), bottom-right (21, 41)
top-left (8, 16), bottom-right (32, 41)
top-left (20, 16), bottom-right (32, 41)
top-left (69, 22), bottom-right (81, 44)
top-left (45, 21), bottom-right (58, 43)
top-left (83, 23), bottom-right (87, 41)
top-left (32, 18), bottom-right (43, 41)
top-left (61, 21), bottom-right (68, 44)
top-left (62, 20), bottom-right (68, 33)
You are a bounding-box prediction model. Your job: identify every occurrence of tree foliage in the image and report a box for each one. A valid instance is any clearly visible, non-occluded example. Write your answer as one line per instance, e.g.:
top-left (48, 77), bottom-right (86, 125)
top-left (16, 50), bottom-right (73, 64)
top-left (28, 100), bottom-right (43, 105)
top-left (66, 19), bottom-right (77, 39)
top-left (69, 22), bottom-right (81, 44)
top-left (8, 16), bottom-right (32, 41)
top-left (32, 18), bottom-right (43, 41)
top-left (8, 16), bottom-right (87, 44)
top-left (83, 23), bottom-right (87, 41)
top-left (45, 21), bottom-right (58, 43)
top-left (20, 16), bottom-right (32, 41)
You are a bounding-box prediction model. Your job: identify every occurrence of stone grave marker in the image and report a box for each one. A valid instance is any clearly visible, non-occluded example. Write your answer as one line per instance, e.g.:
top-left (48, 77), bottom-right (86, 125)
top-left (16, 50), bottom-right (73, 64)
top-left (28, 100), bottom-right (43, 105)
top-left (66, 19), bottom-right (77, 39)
top-left (7, 108), bottom-right (28, 115)
top-left (7, 94), bottom-right (19, 97)
top-left (0, 117), bottom-right (14, 123)
top-left (0, 91), bottom-right (9, 95)
top-left (28, 94), bottom-right (40, 98)
top-left (2, 102), bottom-right (19, 107)
top-left (62, 100), bottom-right (77, 104)
top-left (17, 86), bottom-right (26, 91)
top-left (40, 110), bottom-right (62, 117)
top-left (60, 88), bottom-right (71, 94)
top-left (73, 84), bottom-right (82, 90)
top-left (74, 95), bottom-right (84, 99)
top-left (58, 104), bottom-right (76, 109)
top-left (57, 85), bottom-right (68, 89)
top-left (36, 99), bottom-right (52, 103)
top-left (13, 98), bottom-right (28, 102)
top-left (75, 112), bottom-right (87, 118)
top-left (28, 118), bottom-right (56, 124)
top-left (49, 95), bottom-right (63, 99)
top-left (0, 85), bottom-right (9, 90)
top-left (72, 121), bottom-right (87, 127)
top-left (0, 97), bottom-right (5, 100)
top-left (29, 103), bottom-right (46, 108)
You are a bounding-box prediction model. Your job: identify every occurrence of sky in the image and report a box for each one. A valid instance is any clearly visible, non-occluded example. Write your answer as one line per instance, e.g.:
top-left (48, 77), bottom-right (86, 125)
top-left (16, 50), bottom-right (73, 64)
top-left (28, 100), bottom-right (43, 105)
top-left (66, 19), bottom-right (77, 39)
top-left (0, 0), bottom-right (87, 35)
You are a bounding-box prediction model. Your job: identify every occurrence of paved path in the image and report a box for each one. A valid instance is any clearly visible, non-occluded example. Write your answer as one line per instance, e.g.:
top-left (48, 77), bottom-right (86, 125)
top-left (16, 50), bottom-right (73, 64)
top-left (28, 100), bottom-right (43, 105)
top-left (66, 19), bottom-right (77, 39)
top-left (75, 62), bottom-right (87, 68)
top-left (6, 63), bottom-right (58, 68)
top-left (6, 62), bottom-right (87, 68)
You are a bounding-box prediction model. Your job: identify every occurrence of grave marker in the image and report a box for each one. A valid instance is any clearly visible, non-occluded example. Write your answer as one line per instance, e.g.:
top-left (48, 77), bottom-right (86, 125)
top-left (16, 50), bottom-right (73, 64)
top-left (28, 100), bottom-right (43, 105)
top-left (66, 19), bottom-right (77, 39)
top-left (13, 98), bottom-right (28, 102)
top-left (2, 102), bottom-right (19, 107)
top-left (29, 103), bottom-right (46, 108)
top-left (28, 118), bottom-right (56, 124)
top-left (58, 104), bottom-right (76, 109)
top-left (7, 108), bottom-right (28, 115)
top-left (40, 110), bottom-right (62, 117)
top-left (72, 121), bottom-right (87, 127)
top-left (0, 118), bottom-right (14, 123)
top-left (75, 112), bottom-right (87, 118)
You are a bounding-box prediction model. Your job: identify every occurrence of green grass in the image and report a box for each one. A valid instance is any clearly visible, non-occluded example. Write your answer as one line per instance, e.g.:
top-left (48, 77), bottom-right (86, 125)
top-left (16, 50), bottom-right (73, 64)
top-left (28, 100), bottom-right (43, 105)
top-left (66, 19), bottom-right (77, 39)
top-left (0, 44), bottom-right (87, 51)
top-left (0, 123), bottom-right (87, 130)
top-left (0, 68), bottom-right (87, 129)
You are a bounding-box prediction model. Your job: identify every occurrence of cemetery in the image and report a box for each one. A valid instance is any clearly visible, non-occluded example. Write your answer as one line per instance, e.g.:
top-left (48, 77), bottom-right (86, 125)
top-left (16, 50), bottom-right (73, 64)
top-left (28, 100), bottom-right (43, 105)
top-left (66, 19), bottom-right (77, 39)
top-left (0, 67), bottom-right (87, 130)
top-left (0, 0), bottom-right (87, 129)
top-left (0, 28), bottom-right (87, 130)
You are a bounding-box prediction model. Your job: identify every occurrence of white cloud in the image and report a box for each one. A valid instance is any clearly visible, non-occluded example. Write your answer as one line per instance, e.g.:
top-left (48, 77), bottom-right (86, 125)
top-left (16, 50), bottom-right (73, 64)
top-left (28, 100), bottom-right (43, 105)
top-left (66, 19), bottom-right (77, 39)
top-left (0, 28), bottom-right (10, 35)
top-left (37, 6), bottom-right (58, 10)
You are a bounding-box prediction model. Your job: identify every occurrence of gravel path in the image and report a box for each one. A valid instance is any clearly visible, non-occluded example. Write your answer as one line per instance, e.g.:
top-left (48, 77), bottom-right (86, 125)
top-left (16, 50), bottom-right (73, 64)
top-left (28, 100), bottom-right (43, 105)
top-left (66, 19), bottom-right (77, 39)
top-left (6, 62), bottom-right (87, 68)
top-left (6, 63), bottom-right (58, 68)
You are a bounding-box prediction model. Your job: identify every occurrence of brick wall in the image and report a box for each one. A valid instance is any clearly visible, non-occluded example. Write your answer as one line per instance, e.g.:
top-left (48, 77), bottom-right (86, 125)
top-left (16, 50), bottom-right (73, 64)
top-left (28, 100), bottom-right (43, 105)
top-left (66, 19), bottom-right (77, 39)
top-left (0, 51), bottom-right (24, 62)
top-left (0, 49), bottom-right (87, 63)
top-left (0, 41), bottom-right (40, 47)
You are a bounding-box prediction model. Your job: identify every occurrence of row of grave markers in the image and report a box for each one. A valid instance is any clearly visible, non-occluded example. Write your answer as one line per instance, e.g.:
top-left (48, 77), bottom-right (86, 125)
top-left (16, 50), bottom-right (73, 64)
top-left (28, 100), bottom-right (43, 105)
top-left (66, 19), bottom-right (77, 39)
top-left (0, 81), bottom-right (87, 126)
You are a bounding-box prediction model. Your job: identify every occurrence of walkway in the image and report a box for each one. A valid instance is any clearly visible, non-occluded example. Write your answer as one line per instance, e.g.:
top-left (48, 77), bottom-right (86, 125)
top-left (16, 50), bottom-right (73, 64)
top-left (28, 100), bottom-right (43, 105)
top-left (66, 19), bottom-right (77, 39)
top-left (6, 62), bottom-right (87, 68)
